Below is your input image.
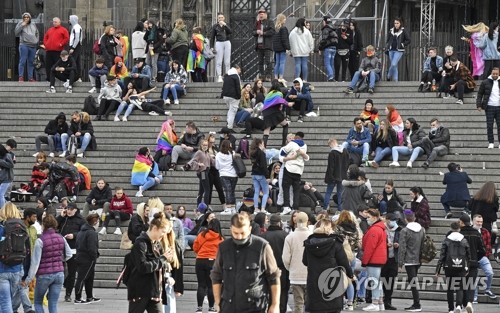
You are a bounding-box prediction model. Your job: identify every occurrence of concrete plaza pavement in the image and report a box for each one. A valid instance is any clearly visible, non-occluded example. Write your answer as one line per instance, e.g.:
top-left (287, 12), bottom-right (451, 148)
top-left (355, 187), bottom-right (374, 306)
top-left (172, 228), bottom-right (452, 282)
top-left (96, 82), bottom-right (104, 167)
top-left (53, 288), bottom-right (500, 313)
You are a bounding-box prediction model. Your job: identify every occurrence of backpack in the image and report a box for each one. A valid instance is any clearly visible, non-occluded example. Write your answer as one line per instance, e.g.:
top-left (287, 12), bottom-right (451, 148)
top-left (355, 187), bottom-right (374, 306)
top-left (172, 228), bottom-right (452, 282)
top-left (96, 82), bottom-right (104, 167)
top-left (33, 49), bottom-right (43, 70)
top-left (202, 37), bottom-right (216, 60)
top-left (67, 136), bottom-right (78, 156)
top-left (0, 219), bottom-right (28, 266)
top-left (420, 235), bottom-right (437, 263)
top-left (445, 239), bottom-right (468, 270)
top-left (116, 251), bottom-right (135, 287)
top-left (232, 154), bottom-right (247, 178)
top-left (83, 95), bottom-right (98, 115)
top-left (236, 138), bottom-right (250, 159)
top-left (92, 39), bottom-right (101, 55)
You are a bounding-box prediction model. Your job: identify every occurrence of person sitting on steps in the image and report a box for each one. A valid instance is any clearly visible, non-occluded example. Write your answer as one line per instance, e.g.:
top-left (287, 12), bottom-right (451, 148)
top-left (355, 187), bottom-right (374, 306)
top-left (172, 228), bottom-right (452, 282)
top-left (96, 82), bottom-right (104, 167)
top-left (344, 45), bottom-right (381, 94)
top-left (99, 186), bottom-right (133, 235)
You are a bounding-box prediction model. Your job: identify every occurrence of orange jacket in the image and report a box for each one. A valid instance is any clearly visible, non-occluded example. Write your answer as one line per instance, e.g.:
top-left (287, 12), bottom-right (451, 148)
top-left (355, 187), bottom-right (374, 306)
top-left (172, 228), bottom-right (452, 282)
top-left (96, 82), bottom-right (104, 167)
top-left (193, 230), bottom-right (223, 259)
top-left (75, 162), bottom-right (91, 190)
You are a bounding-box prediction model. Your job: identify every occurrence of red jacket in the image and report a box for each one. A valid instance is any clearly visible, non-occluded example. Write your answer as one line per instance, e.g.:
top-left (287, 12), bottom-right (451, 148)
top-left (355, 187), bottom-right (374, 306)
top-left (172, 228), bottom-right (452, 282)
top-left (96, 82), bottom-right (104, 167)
top-left (109, 194), bottom-right (133, 215)
top-left (43, 26), bottom-right (69, 51)
top-left (480, 227), bottom-right (492, 257)
top-left (362, 220), bottom-right (388, 267)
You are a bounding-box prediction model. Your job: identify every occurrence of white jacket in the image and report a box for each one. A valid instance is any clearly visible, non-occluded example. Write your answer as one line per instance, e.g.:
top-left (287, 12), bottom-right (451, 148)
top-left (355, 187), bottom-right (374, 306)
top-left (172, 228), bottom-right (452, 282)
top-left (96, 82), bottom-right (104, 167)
top-left (289, 27), bottom-right (314, 57)
top-left (215, 152), bottom-right (237, 177)
top-left (282, 226), bottom-right (312, 284)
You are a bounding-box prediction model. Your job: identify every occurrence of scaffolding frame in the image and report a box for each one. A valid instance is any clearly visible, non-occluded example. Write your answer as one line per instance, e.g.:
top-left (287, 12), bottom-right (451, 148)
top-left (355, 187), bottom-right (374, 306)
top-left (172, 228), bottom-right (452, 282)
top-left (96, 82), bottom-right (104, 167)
top-left (419, 0), bottom-right (436, 68)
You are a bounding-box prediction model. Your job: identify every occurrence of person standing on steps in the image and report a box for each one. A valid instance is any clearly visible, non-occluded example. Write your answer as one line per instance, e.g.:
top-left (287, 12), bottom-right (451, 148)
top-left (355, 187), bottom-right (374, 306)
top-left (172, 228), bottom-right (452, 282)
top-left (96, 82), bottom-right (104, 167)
top-left (318, 15), bottom-right (338, 82)
top-left (221, 65), bottom-right (242, 131)
top-left (211, 12), bottom-right (232, 83)
top-left (253, 8), bottom-right (275, 81)
top-left (42, 17), bottom-right (69, 83)
top-left (323, 137), bottom-right (349, 211)
top-left (55, 202), bottom-right (85, 303)
top-left (15, 12), bottom-right (39, 82)
top-left (476, 67), bottom-right (500, 148)
top-left (385, 17), bottom-right (410, 82)
top-left (68, 15), bottom-right (83, 81)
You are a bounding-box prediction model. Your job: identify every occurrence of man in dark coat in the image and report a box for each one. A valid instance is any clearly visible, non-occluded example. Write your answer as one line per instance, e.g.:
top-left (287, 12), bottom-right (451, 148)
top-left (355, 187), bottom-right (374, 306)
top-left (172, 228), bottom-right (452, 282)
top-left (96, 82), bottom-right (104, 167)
top-left (441, 162), bottom-right (472, 219)
top-left (221, 65), bottom-right (242, 130)
top-left (253, 8), bottom-right (275, 81)
top-left (324, 137), bottom-right (349, 211)
top-left (421, 118), bottom-right (451, 168)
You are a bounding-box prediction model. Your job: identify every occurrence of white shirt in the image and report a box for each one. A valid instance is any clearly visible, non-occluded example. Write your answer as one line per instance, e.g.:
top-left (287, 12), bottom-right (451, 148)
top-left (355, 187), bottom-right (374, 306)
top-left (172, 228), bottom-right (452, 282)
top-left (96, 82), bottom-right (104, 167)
top-left (488, 79), bottom-right (500, 107)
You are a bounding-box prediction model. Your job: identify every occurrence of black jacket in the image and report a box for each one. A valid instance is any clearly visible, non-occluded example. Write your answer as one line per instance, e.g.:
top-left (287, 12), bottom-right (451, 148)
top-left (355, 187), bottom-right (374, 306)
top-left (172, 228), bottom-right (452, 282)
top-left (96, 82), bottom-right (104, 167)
top-left (469, 198), bottom-right (499, 225)
top-left (51, 56), bottom-right (77, 72)
top-left (127, 232), bottom-right (168, 300)
top-left (379, 188), bottom-right (406, 214)
top-left (303, 233), bottom-right (353, 312)
top-left (48, 162), bottom-right (79, 184)
top-left (85, 184), bottom-right (112, 205)
top-left (177, 128), bottom-right (204, 150)
top-left (56, 211), bottom-right (85, 249)
top-left (429, 126), bottom-right (450, 149)
top-left (318, 24), bottom-right (338, 50)
top-left (403, 127), bottom-right (426, 147)
top-left (260, 225), bottom-right (288, 269)
top-left (272, 26), bottom-right (290, 52)
top-left (221, 72), bottom-right (241, 99)
top-left (385, 27), bottom-right (411, 51)
top-left (336, 27), bottom-right (353, 50)
top-left (324, 147), bottom-right (349, 183)
top-left (211, 23), bottom-right (232, 45)
top-left (100, 34), bottom-right (118, 59)
top-left (253, 19), bottom-right (275, 50)
top-left (143, 26), bottom-right (162, 53)
top-left (440, 171), bottom-right (472, 204)
top-left (460, 225), bottom-right (486, 268)
top-left (44, 112), bottom-right (68, 135)
top-left (127, 213), bottom-right (148, 244)
top-left (251, 148), bottom-right (268, 176)
top-left (350, 29), bottom-right (363, 52)
top-left (476, 77), bottom-right (498, 109)
top-left (76, 223), bottom-right (99, 261)
top-left (436, 232), bottom-right (470, 274)
top-left (371, 128), bottom-right (398, 151)
top-left (69, 117), bottom-right (94, 136)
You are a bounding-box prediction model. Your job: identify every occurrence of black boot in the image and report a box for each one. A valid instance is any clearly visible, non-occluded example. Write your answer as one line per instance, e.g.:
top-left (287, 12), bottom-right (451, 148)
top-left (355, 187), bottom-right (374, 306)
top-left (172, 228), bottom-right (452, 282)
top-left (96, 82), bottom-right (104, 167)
top-left (281, 124), bottom-right (289, 146)
top-left (263, 134), bottom-right (269, 147)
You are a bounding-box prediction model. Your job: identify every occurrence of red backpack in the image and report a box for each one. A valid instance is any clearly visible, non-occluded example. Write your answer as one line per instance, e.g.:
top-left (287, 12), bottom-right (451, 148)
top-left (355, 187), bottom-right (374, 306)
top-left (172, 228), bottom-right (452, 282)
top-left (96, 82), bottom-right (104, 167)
top-left (92, 39), bottom-right (101, 55)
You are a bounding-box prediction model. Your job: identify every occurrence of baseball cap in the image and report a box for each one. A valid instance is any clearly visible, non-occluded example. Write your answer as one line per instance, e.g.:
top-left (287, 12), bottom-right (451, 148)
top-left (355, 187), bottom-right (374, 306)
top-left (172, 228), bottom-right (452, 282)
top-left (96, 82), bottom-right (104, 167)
top-left (459, 213), bottom-right (471, 226)
top-left (67, 203), bottom-right (78, 210)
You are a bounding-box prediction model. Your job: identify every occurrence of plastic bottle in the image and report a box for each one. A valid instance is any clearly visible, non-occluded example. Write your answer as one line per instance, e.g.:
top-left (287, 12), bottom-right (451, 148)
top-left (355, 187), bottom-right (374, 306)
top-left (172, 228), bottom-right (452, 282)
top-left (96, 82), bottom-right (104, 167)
top-left (431, 79), bottom-right (436, 91)
top-left (317, 107), bottom-right (320, 116)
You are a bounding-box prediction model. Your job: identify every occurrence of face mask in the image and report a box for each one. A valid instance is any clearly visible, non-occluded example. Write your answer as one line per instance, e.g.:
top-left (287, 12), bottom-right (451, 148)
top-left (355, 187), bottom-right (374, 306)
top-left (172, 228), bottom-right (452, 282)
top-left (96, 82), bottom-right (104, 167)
top-left (366, 51), bottom-right (375, 57)
top-left (232, 236), bottom-right (250, 246)
top-left (389, 221), bottom-right (397, 228)
top-left (430, 127), bottom-right (437, 133)
top-left (367, 219), bottom-right (375, 226)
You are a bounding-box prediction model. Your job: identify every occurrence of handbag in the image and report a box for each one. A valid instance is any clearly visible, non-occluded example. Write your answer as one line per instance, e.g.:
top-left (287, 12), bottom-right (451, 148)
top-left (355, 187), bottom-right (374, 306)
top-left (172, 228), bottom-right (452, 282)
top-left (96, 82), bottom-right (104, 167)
top-left (492, 221), bottom-right (498, 235)
top-left (337, 49), bottom-right (349, 56)
top-left (120, 230), bottom-right (133, 250)
top-left (232, 153), bottom-right (246, 178)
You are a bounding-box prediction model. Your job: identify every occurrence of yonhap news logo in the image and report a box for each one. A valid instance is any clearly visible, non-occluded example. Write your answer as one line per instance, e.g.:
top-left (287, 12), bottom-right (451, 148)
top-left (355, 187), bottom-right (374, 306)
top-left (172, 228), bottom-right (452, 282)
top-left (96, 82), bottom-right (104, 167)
top-left (317, 266), bottom-right (349, 301)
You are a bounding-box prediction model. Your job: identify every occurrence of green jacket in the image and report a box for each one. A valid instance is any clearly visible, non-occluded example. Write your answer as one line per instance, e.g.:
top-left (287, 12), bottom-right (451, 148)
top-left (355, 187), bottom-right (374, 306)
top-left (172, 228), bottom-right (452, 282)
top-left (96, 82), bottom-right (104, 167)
top-left (166, 26), bottom-right (189, 50)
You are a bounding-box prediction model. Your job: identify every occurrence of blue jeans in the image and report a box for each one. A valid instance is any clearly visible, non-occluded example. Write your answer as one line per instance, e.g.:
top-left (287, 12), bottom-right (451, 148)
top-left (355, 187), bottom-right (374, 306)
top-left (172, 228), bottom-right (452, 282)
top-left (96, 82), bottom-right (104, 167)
top-left (115, 101), bottom-right (135, 118)
top-left (12, 283), bottom-right (32, 313)
top-left (391, 146), bottom-right (424, 162)
top-left (388, 51), bottom-right (404, 82)
top-left (349, 70), bottom-right (379, 89)
top-left (157, 58), bottom-right (170, 74)
top-left (294, 56), bottom-right (308, 81)
top-left (142, 175), bottom-right (162, 192)
top-left (235, 110), bottom-right (251, 125)
top-left (324, 180), bottom-right (343, 210)
top-left (0, 271), bottom-right (22, 313)
top-left (34, 272), bottom-right (64, 313)
top-left (475, 256), bottom-right (494, 299)
top-left (162, 84), bottom-right (184, 101)
top-left (274, 52), bottom-right (286, 78)
top-left (323, 47), bottom-right (336, 80)
top-left (19, 45), bottom-right (36, 80)
top-left (341, 141), bottom-right (370, 160)
top-left (373, 147), bottom-right (392, 164)
top-left (0, 182), bottom-right (12, 209)
top-left (164, 283), bottom-right (176, 312)
top-left (357, 269), bottom-right (367, 298)
top-left (366, 266), bottom-right (382, 300)
top-left (252, 175), bottom-right (269, 210)
top-left (61, 133), bottom-right (92, 152)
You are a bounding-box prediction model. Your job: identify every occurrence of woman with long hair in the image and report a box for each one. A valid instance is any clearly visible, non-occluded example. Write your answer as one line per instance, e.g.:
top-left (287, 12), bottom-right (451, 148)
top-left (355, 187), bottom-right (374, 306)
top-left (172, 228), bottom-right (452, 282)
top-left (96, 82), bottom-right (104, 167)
top-left (162, 60), bottom-right (188, 105)
top-left (409, 187), bottom-right (431, 229)
top-left (100, 25), bottom-right (120, 70)
top-left (273, 13), bottom-right (290, 80)
top-left (128, 202), bottom-right (150, 243)
top-left (348, 19), bottom-right (364, 78)
top-left (360, 99), bottom-right (380, 133)
top-left (184, 139), bottom-right (212, 206)
top-left (389, 118), bottom-right (426, 169)
top-left (289, 18), bottom-right (314, 82)
top-left (250, 138), bottom-right (269, 213)
top-left (153, 117), bottom-right (178, 163)
top-left (131, 146), bottom-right (162, 197)
top-left (193, 219), bottom-right (223, 312)
top-left (176, 205), bottom-right (194, 234)
top-left (262, 79), bottom-right (291, 147)
top-left (252, 79), bottom-right (267, 104)
top-left (368, 119), bottom-right (398, 168)
top-left (385, 104), bottom-right (404, 133)
top-left (378, 179), bottom-right (406, 216)
top-left (462, 22), bottom-right (488, 78)
top-left (477, 22), bottom-right (500, 79)
top-left (166, 19), bottom-right (189, 69)
top-left (234, 88), bottom-right (254, 127)
top-left (385, 18), bottom-right (411, 82)
top-left (159, 211), bottom-right (179, 313)
top-left (0, 145), bottom-right (14, 209)
top-left (215, 140), bottom-right (238, 214)
top-left (469, 181), bottom-right (499, 234)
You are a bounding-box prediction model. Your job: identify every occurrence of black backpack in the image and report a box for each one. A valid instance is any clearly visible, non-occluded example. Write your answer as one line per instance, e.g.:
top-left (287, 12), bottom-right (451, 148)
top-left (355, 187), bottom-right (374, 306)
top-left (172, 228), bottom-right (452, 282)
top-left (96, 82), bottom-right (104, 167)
top-left (445, 239), bottom-right (468, 270)
top-left (116, 251), bottom-right (135, 287)
top-left (0, 219), bottom-right (28, 266)
top-left (83, 96), bottom-right (98, 115)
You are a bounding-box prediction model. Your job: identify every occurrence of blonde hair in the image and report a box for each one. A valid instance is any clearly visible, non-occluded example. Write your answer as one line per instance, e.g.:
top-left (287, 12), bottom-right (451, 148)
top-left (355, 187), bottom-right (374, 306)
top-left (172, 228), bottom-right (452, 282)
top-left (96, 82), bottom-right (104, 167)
top-left (159, 217), bottom-right (179, 269)
top-left (314, 218), bottom-right (334, 234)
top-left (81, 112), bottom-right (91, 123)
top-left (104, 25), bottom-right (115, 35)
top-left (175, 19), bottom-right (185, 30)
top-left (0, 202), bottom-right (22, 221)
top-left (147, 197), bottom-right (165, 213)
top-left (366, 45), bottom-right (375, 51)
top-left (462, 22), bottom-right (488, 33)
top-left (275, 13), bottom-right (286, 30)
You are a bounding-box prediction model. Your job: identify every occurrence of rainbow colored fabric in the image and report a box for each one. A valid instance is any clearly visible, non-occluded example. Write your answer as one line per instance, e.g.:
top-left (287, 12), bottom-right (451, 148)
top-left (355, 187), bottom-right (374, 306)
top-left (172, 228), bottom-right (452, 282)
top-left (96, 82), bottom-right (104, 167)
top-left (186, 34), bottom-right (207, 72)
top-left (131, 154), bottom-right (152, 186)
top-left (262, 90), bottom-right (288, 111)
top-left (155, 121), bottom-right (178, 154)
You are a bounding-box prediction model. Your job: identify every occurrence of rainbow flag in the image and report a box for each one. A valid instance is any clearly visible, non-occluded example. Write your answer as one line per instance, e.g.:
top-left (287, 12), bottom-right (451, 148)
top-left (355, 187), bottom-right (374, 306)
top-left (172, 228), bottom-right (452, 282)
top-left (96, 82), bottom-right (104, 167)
top-left (262, 90), bottom-right (288, 111)
top-left (155, 120), bottom-right (177, 154)
top-left (131, 154), bottom-right (152, 186)
top-left (186, 34), bottom-right (207, 72)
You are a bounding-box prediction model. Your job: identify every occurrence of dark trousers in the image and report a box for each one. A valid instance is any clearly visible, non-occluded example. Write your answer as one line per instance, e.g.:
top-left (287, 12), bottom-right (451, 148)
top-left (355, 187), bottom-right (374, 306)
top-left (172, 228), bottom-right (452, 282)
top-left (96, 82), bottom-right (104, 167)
top-left (244, 117), bottom-right (266, 135)
top-left (381, 257), bottom-right (398, 305)
top-left (98, 99), bottom-right (120, 118)
top-left (463, 267), bottom-right (478, 306)
top-left (439, 75), bottom-right (454, 93)
top-left (420, 70), bottom-right (441, 84)
top-left (445, 269), bottom-right (466, 312)
top-left (71, 44), bottom-right (82, 80)
top-left (208, 167), bottom-right (225, 206)
top-left (50, 70), bottom-right (75, 87)
top-left (452, 80), bottom-right (474, 100)
top-left (74, 260), bottom-right (96, 300)
top-left (442, 200), bottom-right (468, 214)
top-left (279, 267), bottom-right (290, 313)
top-left (420, 137), bottom-right (448, 163)
top-left (405, 265), bottom-right (420, 306)
top-left (285, 99), bottom-right (307, 117)
top-left (348, 51), bottom-right (360, 79)
top-left (172, 245), bottom-right (184, 294)
top-left (282, 168), bottom-right (301, 210)
top-left (257, 49), bottom-right (273, 78)
top-left (142, 100), bottom-right (165, 115)
top-left (334, 53), bottom-right (349, 81)
top-left (171, 45), bottom-right (189, 70)
top-left (103, 210), bottom-right (131, 227)
top-left (485, 105), bottom-right (500, 143)
top-left (64, 255), bottom-right (78, 296)
top-left (45, 51), bottom-right (61, 82)
top-left (197, 170), bottom-right (211, 205)
top-left (128, 297), bottom-right (163, 313)
top-left (195, 258), bottom-right (215, 307)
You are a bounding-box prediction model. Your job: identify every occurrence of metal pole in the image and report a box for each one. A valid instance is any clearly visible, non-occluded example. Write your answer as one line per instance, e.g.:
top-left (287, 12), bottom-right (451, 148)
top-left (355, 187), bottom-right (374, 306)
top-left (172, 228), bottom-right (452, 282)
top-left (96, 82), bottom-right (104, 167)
top-left (374, 0), bottom-right (378, 50)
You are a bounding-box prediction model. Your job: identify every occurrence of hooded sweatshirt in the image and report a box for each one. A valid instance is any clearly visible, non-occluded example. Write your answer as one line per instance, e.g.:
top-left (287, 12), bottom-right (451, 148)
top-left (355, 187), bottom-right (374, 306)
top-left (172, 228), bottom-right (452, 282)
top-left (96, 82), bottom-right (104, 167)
top-left (69, 15), bottom-right (82, 49)
top-left (215, 152), bottom-right (237, 177)
top-left (398, 221), bottom-right (425, 267)
top-left (44, 112), bottom-right (69, 135)
top-left (109, 194), bottom-right (133, 215)
top-left (98, 82), bottom-right (122, 102)
top-left (280, 138), bottom-right (309, 175)
top-left (15, 13), bottom-right (39, 47)
top-left (289, 26), bottom-right (314, 57)
top-left (324, 144), bottom-right (349, 183)
top-left (436, 231), bottom-right (470, 274)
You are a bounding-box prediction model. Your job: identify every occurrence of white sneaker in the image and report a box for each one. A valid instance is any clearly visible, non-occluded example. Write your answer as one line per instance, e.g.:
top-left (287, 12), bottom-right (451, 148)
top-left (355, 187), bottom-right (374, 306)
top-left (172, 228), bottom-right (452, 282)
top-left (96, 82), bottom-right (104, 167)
top-left (220, 208), bottom-right (233, 215)
top-left (465, 302), bottom-right (473, 313)
top-left (488, 143), bottom-right (494, 148)
top-left (76, 78), bottom-right (83, 83)
top-left (46, 86), bottom-right (56, 93)
top-left (217, 76), bottom-right (223, 83)
top-left (59, 151), bottom-right (68, 157)
top-left (164, 111), bottom-right (172, 116)
top-left (305, 111), bottom-right (317, 117)
top-left (32, 152), bottom-right (39, 157)
top-left (148, 111), bottom-right (159, 116)
top-left (77, 153), bottom-right (84, 158)
top-left (88, 87), bottom-right (96, 93)
top-left (164, 98), bottom-right (171, 105)
top-left (174, 100), bottom-right (179, 105)
top-left (379, 303), bottom-right (385, 311)
top-left (363, 303), bottom-right (380, 311)
top-left (63, 80), bottom-right (70, 88)
top-left (406, 161), bottom-right (413, 168)
top-left (454, 306), bottom-right (462, 313)
top-left (49, 152), bottom-right (55, 158)
top-left (281, 207), bottom-right (292, 215)
top-left (114, 116), bottom-right (120, 122)
top-left (389, 161), bottom-right (400, 167)
top-left (456, 99), bottom-right (463, 105)
top-left (135, 190), bottom-right (143, 197)
top-left (113, 228), bottom-right (122, 235)
top-left (261, 209), bottom-right (271, 215)
top-left (98, 227), bottom-right (107, 235)
top-left (122, 117), bottom-right (128, 122)
top-left (346, 304), bottom-right (354, 311)
top-left (66, 87), bottom-right (72, 93)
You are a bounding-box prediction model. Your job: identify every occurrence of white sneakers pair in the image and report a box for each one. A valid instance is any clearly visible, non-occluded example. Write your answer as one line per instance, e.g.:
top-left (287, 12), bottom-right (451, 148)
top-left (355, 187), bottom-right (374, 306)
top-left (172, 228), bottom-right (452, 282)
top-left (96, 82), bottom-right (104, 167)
top-left (98, 227), bottom-right (122, 235)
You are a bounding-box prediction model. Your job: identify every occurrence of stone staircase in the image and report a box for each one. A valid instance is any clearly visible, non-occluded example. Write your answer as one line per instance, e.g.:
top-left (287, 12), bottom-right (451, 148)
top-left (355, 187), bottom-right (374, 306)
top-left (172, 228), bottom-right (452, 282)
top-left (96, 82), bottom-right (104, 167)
top-left (0, 81), bottom-right (499, 304)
